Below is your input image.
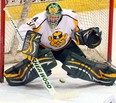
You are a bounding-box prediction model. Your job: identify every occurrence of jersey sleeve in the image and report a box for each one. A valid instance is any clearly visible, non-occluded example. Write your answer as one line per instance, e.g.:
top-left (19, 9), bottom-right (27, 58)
top-left (18, 13), bottom-right (44, 45)
top-left (69, 10), bottom-right (84, 41)
top-left (70, 10), bottom-right (83, 31)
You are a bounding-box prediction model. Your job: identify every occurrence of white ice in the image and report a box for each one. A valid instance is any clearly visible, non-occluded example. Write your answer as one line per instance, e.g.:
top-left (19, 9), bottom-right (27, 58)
top-left (0, 9), bottom-right (116, 103)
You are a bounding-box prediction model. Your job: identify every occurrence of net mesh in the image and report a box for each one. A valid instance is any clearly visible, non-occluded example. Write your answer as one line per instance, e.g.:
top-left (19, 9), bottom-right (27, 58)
top-left (4, 0), bottom-right (112, 63)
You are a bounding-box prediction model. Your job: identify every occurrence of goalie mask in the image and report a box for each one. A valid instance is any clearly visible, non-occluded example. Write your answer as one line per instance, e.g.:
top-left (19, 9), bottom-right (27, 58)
top-left (46, 3), bottom-right (62, 29)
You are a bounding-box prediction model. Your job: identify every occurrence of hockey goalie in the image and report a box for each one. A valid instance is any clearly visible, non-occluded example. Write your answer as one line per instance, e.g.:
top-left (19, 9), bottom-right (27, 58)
top-left (4, 2), bottom-right (116, 86)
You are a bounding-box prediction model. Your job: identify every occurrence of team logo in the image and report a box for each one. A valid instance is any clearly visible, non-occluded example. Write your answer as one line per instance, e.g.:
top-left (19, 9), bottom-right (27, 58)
top-left (49, 7), bottom-right (59, 14)
top-left (48, 31), bottom-right (68, 47)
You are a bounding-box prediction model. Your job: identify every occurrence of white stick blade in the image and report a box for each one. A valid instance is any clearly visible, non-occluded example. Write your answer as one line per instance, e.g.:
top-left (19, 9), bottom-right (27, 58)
top-left (53, 91), bottom-right (78, 100)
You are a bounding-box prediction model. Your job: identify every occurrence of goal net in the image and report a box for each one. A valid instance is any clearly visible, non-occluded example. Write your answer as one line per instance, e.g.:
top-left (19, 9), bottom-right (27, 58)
top-left (0, 0), bottom-right (114, 82)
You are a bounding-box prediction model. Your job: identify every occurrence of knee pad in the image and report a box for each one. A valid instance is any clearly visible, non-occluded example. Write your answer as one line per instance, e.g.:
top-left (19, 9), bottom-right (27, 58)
top-left (37, 48), bottom-right (57, 72)
top-left (62, 52), bottom-right (93, 80)
top-left (62, 52), bottom-right (111, 82)
top-left (62, 52), bottom-right (116, 86)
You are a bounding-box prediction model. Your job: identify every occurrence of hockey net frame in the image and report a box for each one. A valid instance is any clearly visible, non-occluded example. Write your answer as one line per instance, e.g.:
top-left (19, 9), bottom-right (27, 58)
top-left (0, 0), bottom-right (114, 82)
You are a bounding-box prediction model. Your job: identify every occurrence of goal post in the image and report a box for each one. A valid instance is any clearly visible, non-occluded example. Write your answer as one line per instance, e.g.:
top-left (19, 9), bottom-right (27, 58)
top-left (0, 0), bottom-right (5, 82)
top-left (0, 0), bottom-right (114, 82)
top-left (107, 0), bottom-right (114, 62)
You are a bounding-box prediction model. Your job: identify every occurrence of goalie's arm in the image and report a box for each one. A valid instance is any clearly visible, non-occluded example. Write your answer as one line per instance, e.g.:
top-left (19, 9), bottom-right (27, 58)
top-left (74, 27), bottom-right (102, 49)
top-left (18, 15), bottom-right (40, 45)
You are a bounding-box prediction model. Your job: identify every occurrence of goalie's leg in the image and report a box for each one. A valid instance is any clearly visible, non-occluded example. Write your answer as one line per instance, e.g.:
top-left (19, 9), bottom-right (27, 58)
top-left (4, 49), bottom-right (57, 86)
top-left (62, 52), bottom-right (116, 86)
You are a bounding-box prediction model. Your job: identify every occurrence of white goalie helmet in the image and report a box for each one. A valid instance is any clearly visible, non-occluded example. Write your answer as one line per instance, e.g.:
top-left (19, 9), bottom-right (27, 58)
top-left (46, 2), bottom-right (62, 29)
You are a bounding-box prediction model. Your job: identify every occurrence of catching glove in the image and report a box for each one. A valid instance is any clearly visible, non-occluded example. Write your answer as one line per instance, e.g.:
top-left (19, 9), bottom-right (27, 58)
top-left (78, 27), bottom-right (102, 48)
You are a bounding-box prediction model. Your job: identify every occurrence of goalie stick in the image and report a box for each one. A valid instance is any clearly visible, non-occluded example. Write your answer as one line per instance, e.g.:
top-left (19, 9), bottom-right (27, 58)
top-left (4, 7), bottom-right (77, 99)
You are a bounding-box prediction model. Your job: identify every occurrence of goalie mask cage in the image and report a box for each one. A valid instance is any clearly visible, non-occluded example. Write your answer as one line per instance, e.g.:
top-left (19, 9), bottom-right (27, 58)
top-left (0, 0), bottom-right (114, 82)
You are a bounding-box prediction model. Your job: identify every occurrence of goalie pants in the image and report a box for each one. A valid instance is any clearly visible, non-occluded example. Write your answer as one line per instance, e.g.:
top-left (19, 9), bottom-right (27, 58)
top-left (40, 40), bottom-right (86, 63)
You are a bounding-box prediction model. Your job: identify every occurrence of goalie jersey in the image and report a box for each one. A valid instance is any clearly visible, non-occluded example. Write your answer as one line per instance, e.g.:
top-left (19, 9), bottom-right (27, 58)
top-left (18, 9), bottom-right (83, 50)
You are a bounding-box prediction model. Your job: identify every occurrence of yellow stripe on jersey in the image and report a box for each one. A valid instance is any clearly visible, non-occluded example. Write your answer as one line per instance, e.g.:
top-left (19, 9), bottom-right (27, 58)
top-left (33, 25), bottom-right (42, 32)
top-left (75, 35), bottom-right (80, 45)
top-left (73, 19), bottom-right (79, 32)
